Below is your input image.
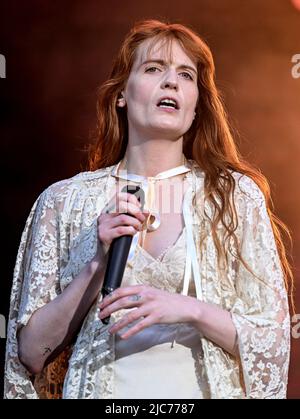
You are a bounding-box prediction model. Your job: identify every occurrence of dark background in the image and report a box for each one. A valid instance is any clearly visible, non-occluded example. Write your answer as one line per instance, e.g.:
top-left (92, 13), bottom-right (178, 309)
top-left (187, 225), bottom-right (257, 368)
top-left (1, 0), bottom-right (299, 398)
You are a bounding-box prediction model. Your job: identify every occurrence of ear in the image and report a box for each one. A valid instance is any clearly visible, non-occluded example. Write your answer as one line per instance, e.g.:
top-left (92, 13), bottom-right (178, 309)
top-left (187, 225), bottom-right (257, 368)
top-left (117, 91), bottom-right (126, 108)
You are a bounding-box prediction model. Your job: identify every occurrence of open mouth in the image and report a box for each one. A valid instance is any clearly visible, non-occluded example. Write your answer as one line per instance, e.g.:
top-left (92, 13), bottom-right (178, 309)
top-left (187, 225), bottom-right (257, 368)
top-left (156, 98), bottom-right (179, 110)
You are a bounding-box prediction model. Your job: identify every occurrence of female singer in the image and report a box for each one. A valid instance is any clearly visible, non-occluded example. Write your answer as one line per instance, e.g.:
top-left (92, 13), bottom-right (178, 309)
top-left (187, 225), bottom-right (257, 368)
top-left (5, 19), bottom-right (292, 399)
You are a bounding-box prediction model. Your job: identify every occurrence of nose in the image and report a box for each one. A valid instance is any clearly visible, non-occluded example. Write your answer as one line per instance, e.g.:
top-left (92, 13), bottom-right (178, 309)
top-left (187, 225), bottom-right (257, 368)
top-left (161, 68), bottom-right (178, 91)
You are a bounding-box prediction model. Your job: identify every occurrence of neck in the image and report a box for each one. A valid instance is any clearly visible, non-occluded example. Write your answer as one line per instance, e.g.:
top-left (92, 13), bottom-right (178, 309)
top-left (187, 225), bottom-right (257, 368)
top-left (121, 145), bottom-right (185, 177)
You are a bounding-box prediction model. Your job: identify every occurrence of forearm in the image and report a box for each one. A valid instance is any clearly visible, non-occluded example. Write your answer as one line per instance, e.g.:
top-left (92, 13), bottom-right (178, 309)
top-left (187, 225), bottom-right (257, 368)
top-left (191, 300), bottom-right (238, 357)
top-left (18, 251), bottom-right (106, 374)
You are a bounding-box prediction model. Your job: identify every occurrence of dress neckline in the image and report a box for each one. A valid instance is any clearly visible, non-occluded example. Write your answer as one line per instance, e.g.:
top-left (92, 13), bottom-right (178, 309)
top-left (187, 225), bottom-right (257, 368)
top-left (136, 226), bottom-right (186, 264)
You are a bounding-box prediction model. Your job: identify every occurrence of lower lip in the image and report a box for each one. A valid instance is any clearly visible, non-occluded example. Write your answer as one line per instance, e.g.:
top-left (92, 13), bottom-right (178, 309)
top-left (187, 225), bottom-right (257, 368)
top-left (156, 106), bottom-right (178, 113)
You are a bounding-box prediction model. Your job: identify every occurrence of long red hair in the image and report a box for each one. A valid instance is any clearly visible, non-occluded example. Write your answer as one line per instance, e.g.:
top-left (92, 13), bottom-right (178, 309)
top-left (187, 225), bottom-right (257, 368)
top-left (87, 19), bottom-right (294, 304)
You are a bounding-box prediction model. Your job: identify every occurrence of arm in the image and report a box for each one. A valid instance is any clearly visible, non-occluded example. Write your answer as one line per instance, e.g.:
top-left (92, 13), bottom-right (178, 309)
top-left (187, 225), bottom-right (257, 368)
top-left (18, 247), bottom-right (106, 375)
top-left (229, 176), bottom-right (290, 398)
top-left (190, 300), bottom-right (238, 357)
top-left (17, 188), bottom-right (144, 376)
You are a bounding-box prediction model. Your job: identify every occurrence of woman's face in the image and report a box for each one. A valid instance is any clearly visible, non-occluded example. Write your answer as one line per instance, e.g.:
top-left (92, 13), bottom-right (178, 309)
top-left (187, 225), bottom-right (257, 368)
top-left (119, 38), bottom-right (199, 141)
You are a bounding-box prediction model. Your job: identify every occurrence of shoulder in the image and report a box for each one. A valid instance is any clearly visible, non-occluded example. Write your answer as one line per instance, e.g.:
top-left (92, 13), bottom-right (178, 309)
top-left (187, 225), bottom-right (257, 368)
top-left (230, 171), bottom-right (269, 222)
top-left (231, 171), bottom-right (265, 203)
top-left (43, 165), bottom-right (114, 196)
top-left (189, 159), bottom-right (266, 206)
top-left (36, 165), bottom-right (116, 208)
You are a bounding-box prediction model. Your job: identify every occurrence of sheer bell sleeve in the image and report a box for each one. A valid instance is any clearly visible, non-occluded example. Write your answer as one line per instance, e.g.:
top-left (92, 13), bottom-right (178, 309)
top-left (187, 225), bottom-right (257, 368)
top-left (230, 176), bottom-right (291, 399)
top-left (4, 185), bottom-right (62, 398)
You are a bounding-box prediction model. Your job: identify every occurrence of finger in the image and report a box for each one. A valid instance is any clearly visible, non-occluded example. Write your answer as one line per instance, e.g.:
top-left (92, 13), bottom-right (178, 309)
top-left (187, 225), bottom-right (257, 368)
top-left (100, 285), bottom-right (145, 309)
top-left (111, 213), bottom-right (144, 231)
top-left (102, 192), bottom-right (139, 214)
top-left (122, 191), bottom-right (142, 208)
top-left (109, 308), bottom-right (149, 335)
top-left (110, 225), bottom-right (139, 240)
top-left (117, 201), bottom-right (146, 222)
top-left (114, 192), bottom-right (142, 212)
top-left (99, 294), bottom-right (143, 319)
top-left (114, 315), bottom-right (153, 339)
top-left (105, 201), bottom-right (145, 223)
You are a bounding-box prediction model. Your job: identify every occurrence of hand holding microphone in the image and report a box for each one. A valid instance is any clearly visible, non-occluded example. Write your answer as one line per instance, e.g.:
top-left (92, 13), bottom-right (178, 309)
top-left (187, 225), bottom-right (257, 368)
top-left (97, 186), bottom-right (147, 324)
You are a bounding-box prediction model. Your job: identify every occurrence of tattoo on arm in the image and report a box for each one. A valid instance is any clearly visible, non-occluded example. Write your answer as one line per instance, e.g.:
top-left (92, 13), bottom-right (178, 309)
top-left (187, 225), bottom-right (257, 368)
top-left (42, 347), bottom-right (52, 356)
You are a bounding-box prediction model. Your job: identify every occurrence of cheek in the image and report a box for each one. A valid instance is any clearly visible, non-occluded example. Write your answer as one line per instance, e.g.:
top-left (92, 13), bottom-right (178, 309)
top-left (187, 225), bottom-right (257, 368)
top-left (127, 79), bottom-right (151, 106)
top-left (185, 89), bottom-right (198, 115)
top-left (190, 87), bottom-right (199, 108)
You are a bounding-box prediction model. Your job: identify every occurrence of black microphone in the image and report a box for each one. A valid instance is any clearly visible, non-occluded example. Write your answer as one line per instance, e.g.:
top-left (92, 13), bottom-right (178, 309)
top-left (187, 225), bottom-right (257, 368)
top-left (100, 185), bottom-right (144, 324)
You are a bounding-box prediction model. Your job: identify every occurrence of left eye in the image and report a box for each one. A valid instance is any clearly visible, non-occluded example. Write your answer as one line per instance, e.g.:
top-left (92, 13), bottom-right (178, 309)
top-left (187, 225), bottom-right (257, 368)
top-left (181, 72), bottom-right (193, 80)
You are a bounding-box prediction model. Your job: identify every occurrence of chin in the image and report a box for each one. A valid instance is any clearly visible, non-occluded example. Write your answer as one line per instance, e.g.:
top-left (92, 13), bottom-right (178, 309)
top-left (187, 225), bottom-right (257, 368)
top-left (153, 132), bottom-right (183, 142)
top-left (152, 120), bottom-right (182, 131)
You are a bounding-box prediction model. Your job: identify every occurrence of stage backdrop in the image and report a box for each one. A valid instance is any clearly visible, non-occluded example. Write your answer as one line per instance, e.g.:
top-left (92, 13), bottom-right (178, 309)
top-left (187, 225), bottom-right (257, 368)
top-left (1, 0), bottom-right (299, 398)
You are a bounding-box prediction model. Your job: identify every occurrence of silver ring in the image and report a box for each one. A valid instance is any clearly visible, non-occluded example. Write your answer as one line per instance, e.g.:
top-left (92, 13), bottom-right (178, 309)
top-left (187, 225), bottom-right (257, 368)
top-left (130, 294), bottom-right (142, 302)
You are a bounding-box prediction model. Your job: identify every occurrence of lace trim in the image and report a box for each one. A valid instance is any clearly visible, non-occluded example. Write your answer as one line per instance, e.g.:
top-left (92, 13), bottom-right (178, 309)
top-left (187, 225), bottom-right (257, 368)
top-left (137, 226), bottom-right (186, 263)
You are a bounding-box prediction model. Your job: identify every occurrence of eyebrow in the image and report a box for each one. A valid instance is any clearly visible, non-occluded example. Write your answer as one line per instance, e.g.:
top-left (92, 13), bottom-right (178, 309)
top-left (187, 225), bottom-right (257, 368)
top-left (140, 59), bottom-right (197, 75)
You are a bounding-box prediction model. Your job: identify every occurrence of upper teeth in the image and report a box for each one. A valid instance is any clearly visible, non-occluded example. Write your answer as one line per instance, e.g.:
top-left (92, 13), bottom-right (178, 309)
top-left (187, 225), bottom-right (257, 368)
top-left (159, 98), bottom-right (177, 108)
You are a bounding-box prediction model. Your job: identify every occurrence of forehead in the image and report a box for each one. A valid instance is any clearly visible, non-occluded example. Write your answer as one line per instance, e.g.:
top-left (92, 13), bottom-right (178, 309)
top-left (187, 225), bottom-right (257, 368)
top-left (133, 37), bottom-right (197, 68)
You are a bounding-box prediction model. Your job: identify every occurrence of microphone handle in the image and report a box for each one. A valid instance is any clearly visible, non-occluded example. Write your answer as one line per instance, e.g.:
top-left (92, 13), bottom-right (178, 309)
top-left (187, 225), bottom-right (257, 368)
top-left (101, 185), bottom-right (144, 325)
top-left (101, 234), bottom-right (133, 324)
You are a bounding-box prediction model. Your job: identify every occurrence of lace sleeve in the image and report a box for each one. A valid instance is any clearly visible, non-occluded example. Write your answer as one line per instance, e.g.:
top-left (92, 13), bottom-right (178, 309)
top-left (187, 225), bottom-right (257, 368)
top-left (4, 185), bottom-right (62, 398)
top-left (17, 188), bottom-right (61, 328)
top-left (230, 176), bottom-right (290, 399)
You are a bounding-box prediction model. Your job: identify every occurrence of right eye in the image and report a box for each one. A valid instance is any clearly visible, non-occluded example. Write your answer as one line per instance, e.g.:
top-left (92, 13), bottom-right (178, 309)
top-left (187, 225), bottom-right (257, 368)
top-left (145, 66), bottom-right (160, 73)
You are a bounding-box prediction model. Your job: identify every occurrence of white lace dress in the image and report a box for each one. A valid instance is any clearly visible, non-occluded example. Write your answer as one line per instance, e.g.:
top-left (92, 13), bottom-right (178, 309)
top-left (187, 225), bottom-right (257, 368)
top-left (112, 227), bottom-right (209, 399)
top-left (4, 161), bottom-right (290, 399)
